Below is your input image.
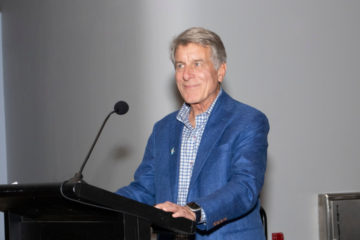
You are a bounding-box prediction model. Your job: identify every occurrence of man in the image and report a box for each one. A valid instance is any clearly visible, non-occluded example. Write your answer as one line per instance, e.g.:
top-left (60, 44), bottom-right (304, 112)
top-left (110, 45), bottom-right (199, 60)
top-left (116, 27), bottom-right (269, 240)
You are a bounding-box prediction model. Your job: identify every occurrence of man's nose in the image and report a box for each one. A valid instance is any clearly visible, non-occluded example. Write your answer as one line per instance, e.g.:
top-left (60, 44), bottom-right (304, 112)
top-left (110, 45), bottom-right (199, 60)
top-left (182, 66), bottom-right (194, 81)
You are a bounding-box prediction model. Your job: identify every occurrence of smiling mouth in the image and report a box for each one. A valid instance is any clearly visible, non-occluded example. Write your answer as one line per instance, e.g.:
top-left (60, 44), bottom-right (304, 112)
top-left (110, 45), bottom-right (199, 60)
top-left (184, 84), bottom-right (199, 89)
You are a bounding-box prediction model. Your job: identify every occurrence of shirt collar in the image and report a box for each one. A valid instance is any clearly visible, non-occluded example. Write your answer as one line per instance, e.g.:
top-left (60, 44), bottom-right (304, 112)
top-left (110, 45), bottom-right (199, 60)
top-left (176, 88), bottom-right (223, 124)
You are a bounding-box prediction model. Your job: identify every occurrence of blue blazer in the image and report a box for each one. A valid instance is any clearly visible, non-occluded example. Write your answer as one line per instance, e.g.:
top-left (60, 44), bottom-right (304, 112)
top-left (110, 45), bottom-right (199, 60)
top-left (116, 91), bottom-right (269, 240)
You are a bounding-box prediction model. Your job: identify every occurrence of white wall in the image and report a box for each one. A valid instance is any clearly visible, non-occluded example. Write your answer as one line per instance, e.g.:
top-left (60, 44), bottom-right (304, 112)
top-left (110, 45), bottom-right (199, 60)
top-left (0, 12), bottom-right (7, 240)
top-left (1, 1), bottom-right (360, 239)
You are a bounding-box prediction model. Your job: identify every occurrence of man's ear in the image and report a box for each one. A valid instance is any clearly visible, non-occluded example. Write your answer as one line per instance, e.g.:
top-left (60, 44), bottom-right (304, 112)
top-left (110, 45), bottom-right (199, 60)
top-left (217, 63), bottom-right (227, 83)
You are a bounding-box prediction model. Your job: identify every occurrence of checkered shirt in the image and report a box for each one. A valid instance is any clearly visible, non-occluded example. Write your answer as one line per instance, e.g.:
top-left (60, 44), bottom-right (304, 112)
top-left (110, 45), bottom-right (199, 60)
top-left (174, 89), bottom-right (222, 240)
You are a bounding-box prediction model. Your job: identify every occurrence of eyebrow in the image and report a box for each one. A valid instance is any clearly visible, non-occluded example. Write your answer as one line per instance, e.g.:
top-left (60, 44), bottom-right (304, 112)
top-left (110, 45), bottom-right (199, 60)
top-left (174, 59), bottom-right (205, 65)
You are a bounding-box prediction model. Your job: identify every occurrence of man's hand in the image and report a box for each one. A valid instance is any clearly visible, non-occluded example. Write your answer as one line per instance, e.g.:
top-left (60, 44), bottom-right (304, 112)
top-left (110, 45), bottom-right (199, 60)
top-left (154, 201), bottom-right (196, 221)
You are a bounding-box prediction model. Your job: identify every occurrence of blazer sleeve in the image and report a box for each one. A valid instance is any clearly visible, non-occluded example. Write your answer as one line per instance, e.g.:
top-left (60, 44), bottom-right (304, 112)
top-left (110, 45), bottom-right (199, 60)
top-left (195, 111), bottom-right (269, 231)
top-left (115, 130), bottom-right (156, 206)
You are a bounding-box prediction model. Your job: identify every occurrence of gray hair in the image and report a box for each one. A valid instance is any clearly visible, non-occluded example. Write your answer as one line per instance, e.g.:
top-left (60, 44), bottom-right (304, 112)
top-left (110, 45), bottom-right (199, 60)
top-left (170, 27), bottom-right (227, 70)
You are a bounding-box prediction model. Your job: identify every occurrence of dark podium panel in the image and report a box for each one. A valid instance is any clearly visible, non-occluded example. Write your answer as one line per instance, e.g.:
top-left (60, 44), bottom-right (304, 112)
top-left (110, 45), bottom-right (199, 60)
top-left (0, 182), bottom-right (196, 240)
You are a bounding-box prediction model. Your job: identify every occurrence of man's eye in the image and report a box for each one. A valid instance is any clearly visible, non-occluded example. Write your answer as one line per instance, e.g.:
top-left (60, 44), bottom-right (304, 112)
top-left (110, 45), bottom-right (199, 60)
top-left (195, 63), bottom-right (200, 66)
top-left (177, 64), bottom-right (184, 68)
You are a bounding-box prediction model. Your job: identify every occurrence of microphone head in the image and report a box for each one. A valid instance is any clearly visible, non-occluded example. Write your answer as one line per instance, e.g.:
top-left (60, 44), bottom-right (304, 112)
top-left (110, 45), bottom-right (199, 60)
top-left (114, 101), bottom-right (129, 115)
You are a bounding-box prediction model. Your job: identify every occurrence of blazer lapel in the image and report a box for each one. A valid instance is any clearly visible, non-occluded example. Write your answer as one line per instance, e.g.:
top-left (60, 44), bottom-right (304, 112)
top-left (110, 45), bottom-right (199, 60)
top-left (188, 92), bottom-right (234, 193)
top-left (168, 119), bottom-right (183, 203)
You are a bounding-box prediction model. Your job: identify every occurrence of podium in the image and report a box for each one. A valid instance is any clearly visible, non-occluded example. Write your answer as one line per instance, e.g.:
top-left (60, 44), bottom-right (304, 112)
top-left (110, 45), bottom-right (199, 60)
top-left (0, 182), bottom-right (196, 240)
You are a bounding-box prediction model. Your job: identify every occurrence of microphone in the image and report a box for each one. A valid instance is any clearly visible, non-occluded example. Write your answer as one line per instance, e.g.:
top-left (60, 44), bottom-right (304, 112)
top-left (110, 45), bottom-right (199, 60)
top-left (69, 101), bottom-right (129, 183)
top-left (114, 101), bottom-right (129, 115)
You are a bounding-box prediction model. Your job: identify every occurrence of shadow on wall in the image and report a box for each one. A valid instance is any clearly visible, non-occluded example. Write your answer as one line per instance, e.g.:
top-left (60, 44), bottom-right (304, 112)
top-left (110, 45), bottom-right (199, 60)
top-left (112, 145), bottom-right (132, 160)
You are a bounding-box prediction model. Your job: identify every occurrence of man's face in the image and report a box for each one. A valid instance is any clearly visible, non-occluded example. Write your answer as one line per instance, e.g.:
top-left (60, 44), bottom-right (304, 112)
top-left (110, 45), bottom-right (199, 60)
top-left (174, 43), bottom-right (226, 109)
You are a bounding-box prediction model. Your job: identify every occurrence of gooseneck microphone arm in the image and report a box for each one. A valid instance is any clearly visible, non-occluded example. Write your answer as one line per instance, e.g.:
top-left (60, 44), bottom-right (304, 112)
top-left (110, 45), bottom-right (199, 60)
top-left (69, 101), bottom-right (129, 183)
top-left (79, 111), bottom-right (115, 175)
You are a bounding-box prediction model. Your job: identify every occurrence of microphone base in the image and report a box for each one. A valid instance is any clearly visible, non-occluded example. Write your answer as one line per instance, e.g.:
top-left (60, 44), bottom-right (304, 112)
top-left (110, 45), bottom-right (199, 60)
top-left (68, 173), bottom-right (87, 184)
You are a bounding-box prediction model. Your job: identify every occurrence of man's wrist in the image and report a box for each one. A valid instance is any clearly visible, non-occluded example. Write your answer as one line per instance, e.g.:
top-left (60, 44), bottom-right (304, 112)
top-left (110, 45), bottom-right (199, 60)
top-left (185, 202), bottom-right (202, 223)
